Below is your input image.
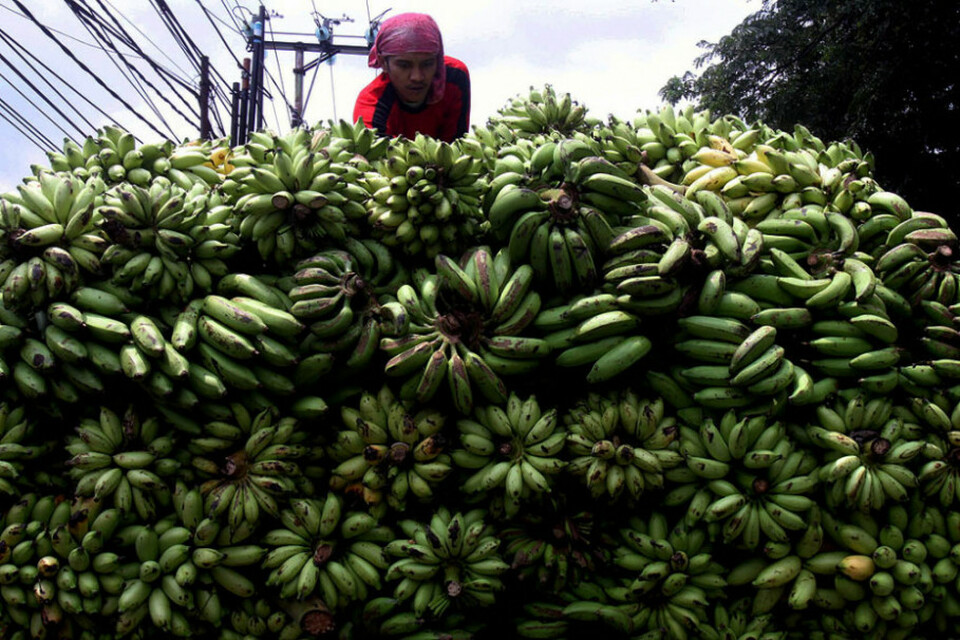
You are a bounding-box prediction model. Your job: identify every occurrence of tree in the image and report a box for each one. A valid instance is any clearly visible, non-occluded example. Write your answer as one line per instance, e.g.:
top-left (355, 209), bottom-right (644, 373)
top-left (661, 0), bottom-right (960, 216)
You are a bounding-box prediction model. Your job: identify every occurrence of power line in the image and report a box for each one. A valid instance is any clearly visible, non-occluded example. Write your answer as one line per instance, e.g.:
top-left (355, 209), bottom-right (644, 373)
top-left (0, 67), bottom-right (77, 144)
top-left (65, 0), bottom-right (181, 139)
top-left (0, 1), bottom-right (151, 60)
top-left (10, 0), bottom-right (168, 140)
top-left (0, 28), bottom-right (100, 134)
top-left (101, 0), bottom-right (194, 79)
top-left (0, 26), bottom-right (125, 134)
top-left (0, 51), bottom-right (88, 140)
top-left (83, 0), bottom-right (202, 118)
top-left (0, 96), bottom-right (57, 152)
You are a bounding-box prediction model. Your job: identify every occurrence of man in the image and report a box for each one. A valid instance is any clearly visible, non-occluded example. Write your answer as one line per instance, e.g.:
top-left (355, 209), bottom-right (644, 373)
top-left (353, 13), bottom-right (470, 143)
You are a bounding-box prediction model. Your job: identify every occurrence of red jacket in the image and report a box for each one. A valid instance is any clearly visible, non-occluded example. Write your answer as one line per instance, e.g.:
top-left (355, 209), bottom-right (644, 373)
top-left (353, 56), bottom-right (470, 142)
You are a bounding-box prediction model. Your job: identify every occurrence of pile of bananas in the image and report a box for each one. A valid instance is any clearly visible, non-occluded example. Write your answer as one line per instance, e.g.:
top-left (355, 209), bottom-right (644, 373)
top-left (0, 171), bottom-right (104, 309)
top-left (326, 385), bottom-right (450, 512)
top-left (228, 129), bottom-right (369, 265)
top-left (286, 240), bottom-right (407, 375)
top-left (6, 92), bottom-right (960, 640)
top-left (482, 84), bottom-right (593, 142)
top-left (360, 134), bottom-right (486, 260)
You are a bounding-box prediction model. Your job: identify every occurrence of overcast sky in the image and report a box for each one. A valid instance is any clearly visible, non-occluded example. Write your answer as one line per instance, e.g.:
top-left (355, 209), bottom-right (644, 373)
top-left (0, 0), bottom-right (759, 191)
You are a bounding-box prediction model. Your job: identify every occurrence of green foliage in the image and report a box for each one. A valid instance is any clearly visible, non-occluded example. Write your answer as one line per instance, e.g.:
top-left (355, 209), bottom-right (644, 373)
top-left (661, 0), bottom-right (960, 216)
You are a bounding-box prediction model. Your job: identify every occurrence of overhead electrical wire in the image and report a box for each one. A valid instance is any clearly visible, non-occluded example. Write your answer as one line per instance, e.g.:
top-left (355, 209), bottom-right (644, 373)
top-left (82, 0), bottom-right (203, 121)
top-left (0, 96), bottom-right (56, 152)
top-left (101, 0), bottom-right (194, 80)
top-left (150, 0), bottom-right (233, 133)
top-left (0, 67), bottom-right (78, 143)
top-left (0, 28), bottom-right (100, 134)
top-left (67, 2), bottom-right (177, 134)
top-left (91, 0), bottom-right (201, 97)
top-left (10, 0), bottom-right (167, 140)
top-left (64, 0), bottom-right (181, 139)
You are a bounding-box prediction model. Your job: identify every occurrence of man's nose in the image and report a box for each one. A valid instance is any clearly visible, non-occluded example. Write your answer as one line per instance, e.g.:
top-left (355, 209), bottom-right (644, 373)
top-left (410, 66), bottom-right (425, 82)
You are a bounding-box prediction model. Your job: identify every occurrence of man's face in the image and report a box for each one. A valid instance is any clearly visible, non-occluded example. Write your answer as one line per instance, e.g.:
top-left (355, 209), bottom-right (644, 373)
top-left (385, 53), bottom-right (438, 104)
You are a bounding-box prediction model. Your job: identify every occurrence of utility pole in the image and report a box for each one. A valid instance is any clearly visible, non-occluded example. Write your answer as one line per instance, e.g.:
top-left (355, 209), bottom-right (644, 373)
top-left (230, 82), bottom-right (240, 143)
top-left (292, 48), bottom-right (304, 128)
top-left (230, 8), bottom-right (377, 143)
top-left (246, 5), bottom-right (266, 138)
top-left (199, 55), bottom-right (211, 139)
top-left (238, 58), bottom-right (250, 144)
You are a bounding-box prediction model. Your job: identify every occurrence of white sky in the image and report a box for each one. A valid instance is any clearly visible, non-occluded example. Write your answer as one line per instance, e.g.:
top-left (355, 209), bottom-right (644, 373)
top-left (0, 0), bottom-right (759, 191)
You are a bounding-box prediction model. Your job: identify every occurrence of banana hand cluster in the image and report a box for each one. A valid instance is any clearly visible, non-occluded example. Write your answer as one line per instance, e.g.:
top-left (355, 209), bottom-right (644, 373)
top-left (382, 247), bottom-right (550, 414)
top-left (362, 134), bottom-right (485, 260)
top-left (97, 181), bottom-right (238, 304)
top-left (189, 406), bottom-right (309, 543)
top-left (610, 512), bottom-right (727, 638)
top-left (563, 390), bottom-right (682, 501)
top-left (500, 498), bottom-right (607, 592)
top-left (262, 493), bottom-right (392, 610)
top-left (66, 405), bottom-right (178, 522)
top-left (677, 410), bottom-right (820, 549)
top-left (327, 385), bottom-right (450, 512)
top-left (0, 172), bottom-right (103, 309)
top-left (452, 393), bottom-right (565, 517)
top-left (0, 402), bottom-right (47, 495)
top-left (289, 242), bottom-right (407, 375)
top-left (482, 84), bottom-right (590, 141)
top-left (385, 508), bottom-right (508, 619)
top-left (807, 395), bottom-right (925, 513)
top-left (231, 129), bottom-right (367, 265)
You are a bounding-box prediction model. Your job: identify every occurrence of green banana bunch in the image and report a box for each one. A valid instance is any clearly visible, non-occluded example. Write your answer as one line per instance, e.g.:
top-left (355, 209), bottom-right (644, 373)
top-left (232, 128), bottom-right (366, 265)
top-left (0, 492), bottom-right (129, 634)
top-left (262, 492), bottom-right (392, 609)
top-left (804, 394), bottom-right (924, 512)
top-left (322, 117), bottom-right (390, 162)
top-left (0, 402), bottom-right (52, 496)
top-left (486, 84), bottom-right (591, 140)
top-left (385, 508), bottom-right (508, 617)
top-left (65, 405), bottom-right (179, 522)
top-left (592, 113), bottom-right (659, 178)
top-left (500, 497), bottom-right (611, 593)
top-left (916, 399), bottom-right (960, 506)
top-left (2, 288), bottom-right (192, 409)
top-left (289, 241), bottom-right (407, 374)
top-left (189, 405), bottom-right (309, 542)
top-left (363, 134), bottom-right (485, 259)
top-left (485, 138), bottom-right (648, 296)
top-left (814, 505), bottom-right (934, 637)
top-left (97, 180), bottom-right (239, 304)
top-left (632, 103), bottom-right (724, 185)
top-left (695, 597), bottom-right (783, 640)
top-left (537, 293), bottom-right (652, 383)
top-left (721, 508), bottom-right (828, 615)
top-left (382, 246), bottom-right (550, 414)
top-left (512, 580), bottom-right (637, 639)
top-left (168, 293), bottom-right (300, 399)
top-left (451, 392), bottom-right (565, 517)
top-left (327, 385), bottom-right (451, 512)
top-left (563, 391), bottom-right (682, 501)
top-left (870, 214), bottom-right (958, 309)
top-left (602, 219), bottom-right (693, 312)
top-left (0, 172), bottom-right (105, 310)
top-left (678, 410), bottom-right (819, 549)
top-left (608, 511), bottom-right (726, 639)
top-left (49, 125), bottom-right (179, 186)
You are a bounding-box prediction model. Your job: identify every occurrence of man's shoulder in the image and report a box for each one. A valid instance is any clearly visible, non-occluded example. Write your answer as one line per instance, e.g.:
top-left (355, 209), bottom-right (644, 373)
top-left (443, 56), bottom-right (469, 74)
